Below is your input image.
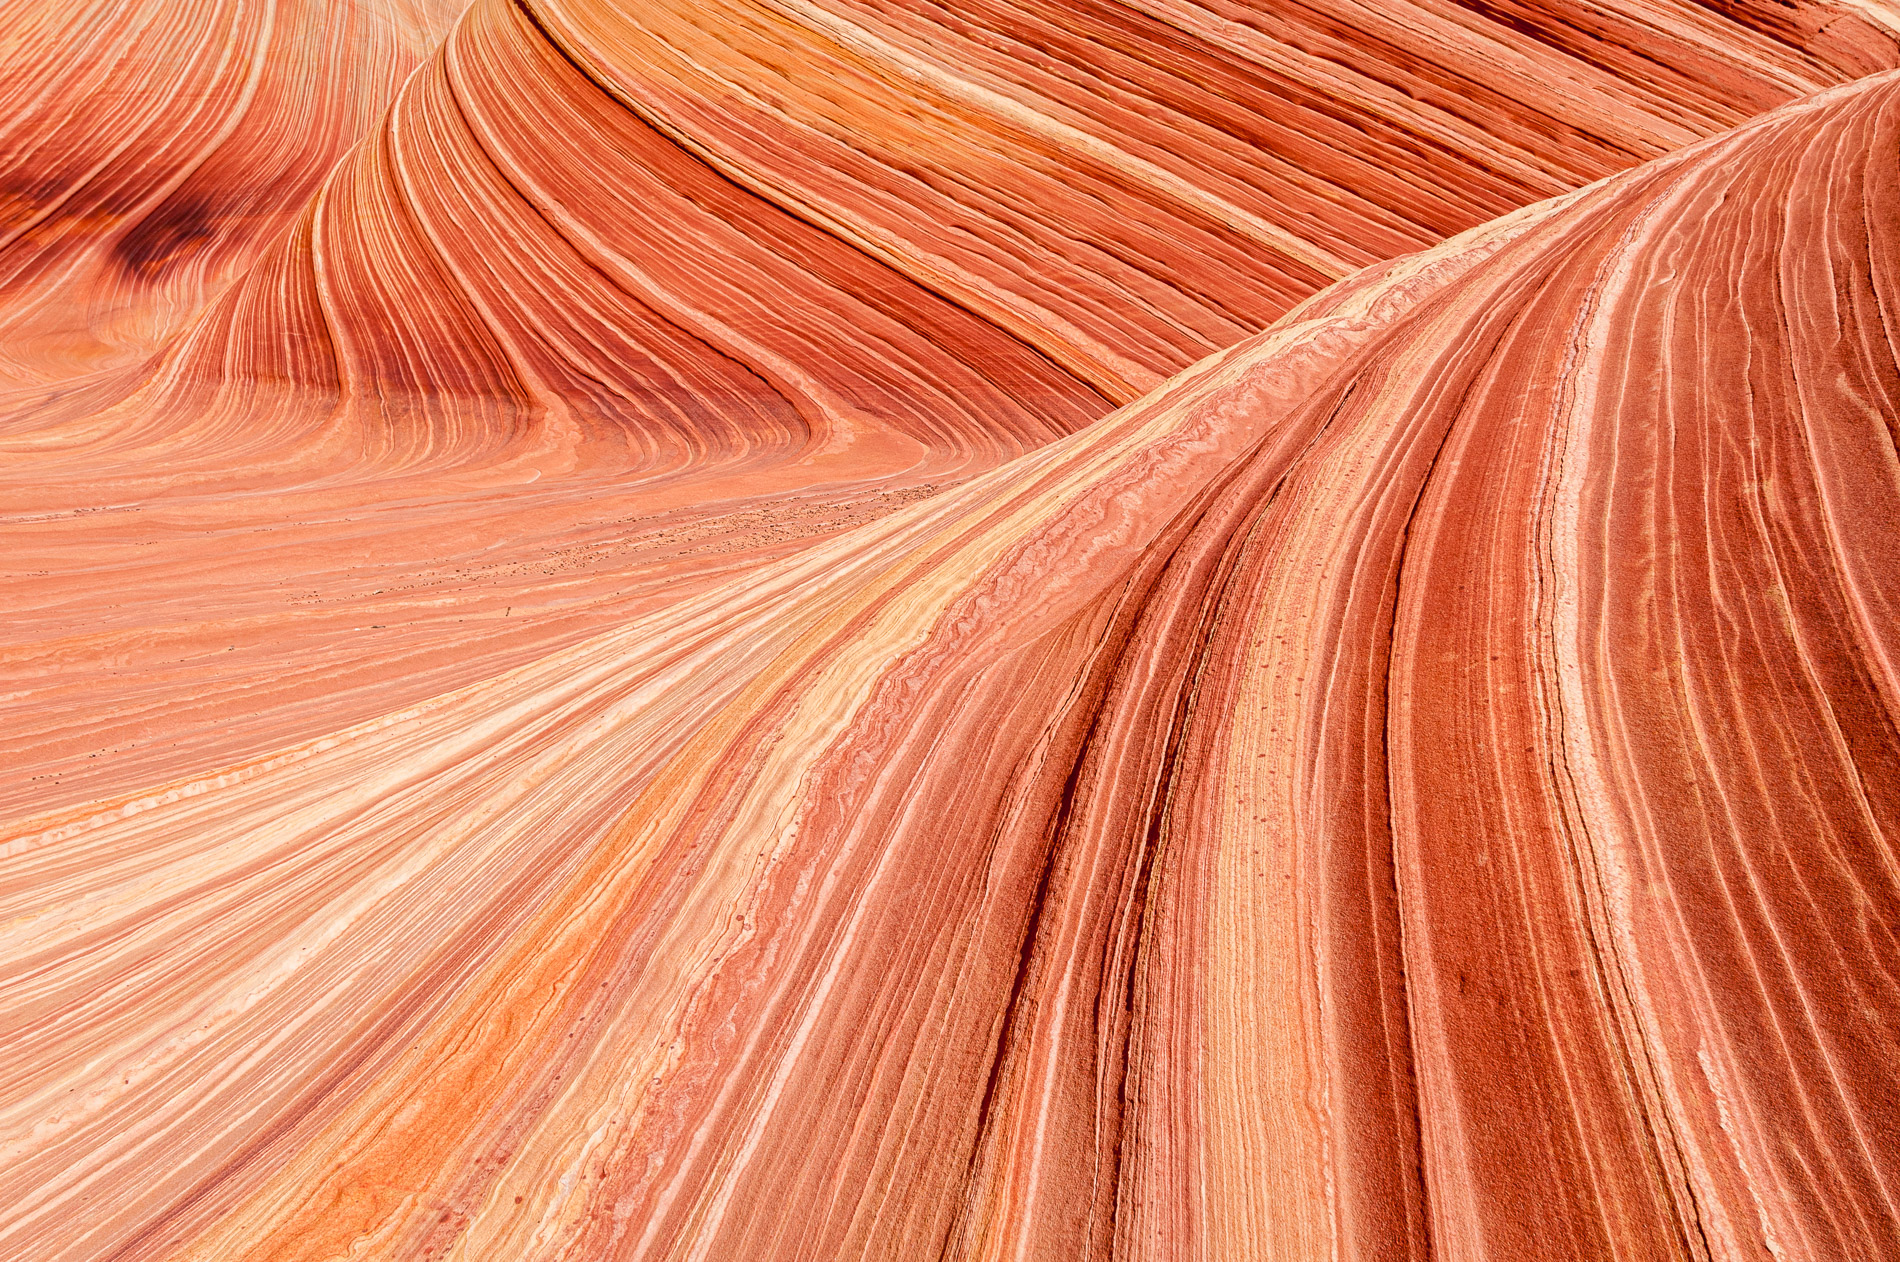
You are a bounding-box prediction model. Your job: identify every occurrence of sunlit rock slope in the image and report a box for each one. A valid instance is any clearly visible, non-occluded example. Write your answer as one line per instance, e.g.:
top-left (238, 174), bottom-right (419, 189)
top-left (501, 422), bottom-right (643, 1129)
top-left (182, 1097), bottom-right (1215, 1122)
top-left (3, 2), bottom-right (1898, 1260)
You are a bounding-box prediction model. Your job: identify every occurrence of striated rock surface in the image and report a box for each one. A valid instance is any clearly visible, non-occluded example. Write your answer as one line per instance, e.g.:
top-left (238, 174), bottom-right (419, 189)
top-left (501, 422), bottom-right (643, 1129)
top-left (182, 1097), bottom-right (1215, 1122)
top-left (4, 2), bottom-right (1900, 1261)
top-left (0, 0), bottom-right (467, 386)
top-left (8, 0), bottom-right (1900, 818)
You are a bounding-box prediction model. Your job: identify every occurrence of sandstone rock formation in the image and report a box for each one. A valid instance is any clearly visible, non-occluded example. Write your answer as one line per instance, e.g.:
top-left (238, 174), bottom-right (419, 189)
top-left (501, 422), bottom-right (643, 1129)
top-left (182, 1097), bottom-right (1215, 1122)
top-left (3, 3), bottom-right (1898, 1260)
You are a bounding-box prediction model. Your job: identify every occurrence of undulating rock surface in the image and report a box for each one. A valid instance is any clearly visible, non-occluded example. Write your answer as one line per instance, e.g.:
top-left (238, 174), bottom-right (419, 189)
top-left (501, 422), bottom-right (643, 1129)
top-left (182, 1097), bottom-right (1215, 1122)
top-left (4, 2), bottom-right (1898, 1260)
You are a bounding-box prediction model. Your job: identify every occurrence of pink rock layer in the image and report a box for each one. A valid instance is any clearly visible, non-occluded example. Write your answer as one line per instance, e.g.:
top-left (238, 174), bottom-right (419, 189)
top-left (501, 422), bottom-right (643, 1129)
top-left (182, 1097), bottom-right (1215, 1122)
top-left (3, 3), bottom-right (1899, 1262)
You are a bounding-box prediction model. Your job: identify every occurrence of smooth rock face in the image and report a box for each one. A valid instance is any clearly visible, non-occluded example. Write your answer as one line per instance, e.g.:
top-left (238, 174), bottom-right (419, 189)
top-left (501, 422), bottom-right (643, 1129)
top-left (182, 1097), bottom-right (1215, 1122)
top-left (2, 3), bottom-right (1897, 1261)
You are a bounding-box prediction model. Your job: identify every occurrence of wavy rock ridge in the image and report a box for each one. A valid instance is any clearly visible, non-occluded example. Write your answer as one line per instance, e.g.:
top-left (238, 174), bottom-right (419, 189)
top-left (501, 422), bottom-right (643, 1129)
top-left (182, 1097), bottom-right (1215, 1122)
top-left (3, 3), bottom-right (1899, 1261)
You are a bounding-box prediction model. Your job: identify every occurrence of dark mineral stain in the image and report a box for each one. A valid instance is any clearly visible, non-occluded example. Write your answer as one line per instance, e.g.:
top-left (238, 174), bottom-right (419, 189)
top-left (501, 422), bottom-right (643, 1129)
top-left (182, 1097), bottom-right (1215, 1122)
top-left (113, 194), bottom-right (222, 277)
